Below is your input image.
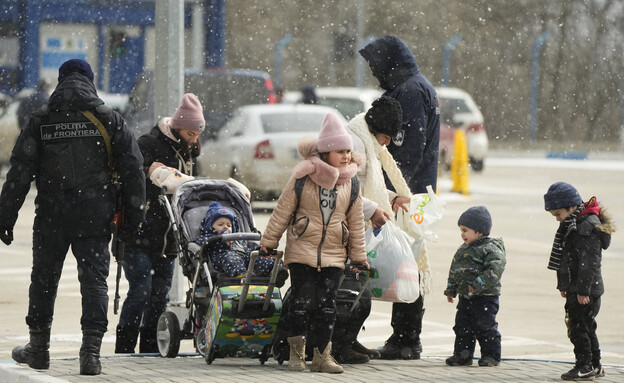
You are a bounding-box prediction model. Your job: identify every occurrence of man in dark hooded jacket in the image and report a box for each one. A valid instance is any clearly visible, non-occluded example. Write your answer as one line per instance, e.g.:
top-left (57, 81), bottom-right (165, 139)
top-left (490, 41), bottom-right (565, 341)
top-left (0, 59), bottom-right (146, 375)
top-left (360, 35), bottom-right (440, 360)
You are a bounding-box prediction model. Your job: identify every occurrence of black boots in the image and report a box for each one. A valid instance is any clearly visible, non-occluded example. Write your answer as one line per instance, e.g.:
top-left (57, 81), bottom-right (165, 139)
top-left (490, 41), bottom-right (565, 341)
top-left (353, 340), bottom-right (381, 359)
top-left (80, 329), bottom-right (104, 375)
top-left (115, 324), bottom-right (138, 353)
top-left (13, 327), bottom-right (103, 375)
top-left (12, 327), bottom-right (51, 369)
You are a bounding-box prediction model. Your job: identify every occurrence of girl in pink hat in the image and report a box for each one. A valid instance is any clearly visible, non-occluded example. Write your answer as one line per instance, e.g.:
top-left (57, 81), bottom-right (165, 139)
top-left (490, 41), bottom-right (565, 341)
top-left (261, 112), bottom-right (368, 374)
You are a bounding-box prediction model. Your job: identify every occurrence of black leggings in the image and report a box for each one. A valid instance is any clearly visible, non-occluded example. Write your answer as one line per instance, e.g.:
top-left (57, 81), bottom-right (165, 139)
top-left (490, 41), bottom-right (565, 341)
top-left (288, 263), bottom-right (343, 351)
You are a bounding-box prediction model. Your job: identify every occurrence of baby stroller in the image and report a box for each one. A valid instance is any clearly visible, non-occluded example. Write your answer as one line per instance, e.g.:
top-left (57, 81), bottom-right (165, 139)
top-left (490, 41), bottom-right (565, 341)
top-left (156, 178), bottom-right (284, 365)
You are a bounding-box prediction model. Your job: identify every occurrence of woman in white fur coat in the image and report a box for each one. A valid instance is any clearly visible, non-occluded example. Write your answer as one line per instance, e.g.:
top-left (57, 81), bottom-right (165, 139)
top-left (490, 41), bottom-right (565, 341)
top-left (331, 96), bottom-right (416, 364)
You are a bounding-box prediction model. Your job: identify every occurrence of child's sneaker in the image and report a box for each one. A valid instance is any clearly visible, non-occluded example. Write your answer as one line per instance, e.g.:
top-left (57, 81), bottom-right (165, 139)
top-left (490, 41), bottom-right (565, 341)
top-left (445, 350), bottom-right (473, 366)
top-left (593, 364), bottom-right (605, 378)
top-left (478, 356), bottom-right (499, 367)
top-left (561, 364), bottom-right (596, 381)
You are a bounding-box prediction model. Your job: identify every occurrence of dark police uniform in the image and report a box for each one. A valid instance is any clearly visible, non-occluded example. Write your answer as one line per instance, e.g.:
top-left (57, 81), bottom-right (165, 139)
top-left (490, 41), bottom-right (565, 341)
top-left (0, 72), bottom-right (145, 334)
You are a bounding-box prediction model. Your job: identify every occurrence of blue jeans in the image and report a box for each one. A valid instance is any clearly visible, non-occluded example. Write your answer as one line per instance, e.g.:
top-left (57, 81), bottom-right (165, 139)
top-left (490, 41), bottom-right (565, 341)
top-left (118, 249), bottom-right (175, 332)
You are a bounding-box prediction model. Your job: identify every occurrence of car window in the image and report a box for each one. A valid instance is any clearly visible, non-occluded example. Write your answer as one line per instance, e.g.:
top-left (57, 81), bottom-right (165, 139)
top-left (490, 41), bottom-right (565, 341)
top-left (260, 112), bottom-right (325, 133)
top-left (317, 97), bottom-right (364, 121)
top-left (219, 112), bottom-right (248, 138)
top-left (439, 97), bottom-right (471, 124)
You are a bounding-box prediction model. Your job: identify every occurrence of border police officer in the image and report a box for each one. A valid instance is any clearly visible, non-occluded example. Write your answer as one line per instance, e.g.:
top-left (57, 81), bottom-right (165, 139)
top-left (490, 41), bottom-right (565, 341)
top-left (0, 59), bottom-right (146, 375)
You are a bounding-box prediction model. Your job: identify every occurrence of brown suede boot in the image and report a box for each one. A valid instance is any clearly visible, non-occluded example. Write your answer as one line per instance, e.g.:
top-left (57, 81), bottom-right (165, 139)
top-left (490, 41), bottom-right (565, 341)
top-left (310, 342), bottom-right (343, 373)
top-left (286, 335), bottom-right (306, 371)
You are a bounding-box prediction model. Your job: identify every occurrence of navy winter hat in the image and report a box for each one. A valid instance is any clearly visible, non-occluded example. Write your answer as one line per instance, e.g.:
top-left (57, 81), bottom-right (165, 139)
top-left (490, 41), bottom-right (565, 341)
top-left (58, 59), bottom-right (94, 83)
top-left (544, 182), bottom-right (583, 211)
top-left (202, 201), bottom-right (239, 233)
top-left (458, 206), bottom-right (492, 236)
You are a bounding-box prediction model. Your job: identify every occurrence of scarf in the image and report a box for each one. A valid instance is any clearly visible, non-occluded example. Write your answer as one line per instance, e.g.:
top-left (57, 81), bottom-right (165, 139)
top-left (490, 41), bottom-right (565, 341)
top-left (348, 113), bottom-right (432, 294)
top-left (548, 205), bottom-right (584, 270)
top-left (292, 138), bottom-right (359, 189)
top-left (348, 114), bottom-right (411, 212)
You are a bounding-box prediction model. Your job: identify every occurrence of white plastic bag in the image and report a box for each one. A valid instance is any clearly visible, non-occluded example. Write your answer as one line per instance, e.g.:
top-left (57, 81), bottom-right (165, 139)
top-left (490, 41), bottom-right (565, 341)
top-left (404, 185), bottom-right (445, 242)
top-left (365, 221), bottom-right (420, 303)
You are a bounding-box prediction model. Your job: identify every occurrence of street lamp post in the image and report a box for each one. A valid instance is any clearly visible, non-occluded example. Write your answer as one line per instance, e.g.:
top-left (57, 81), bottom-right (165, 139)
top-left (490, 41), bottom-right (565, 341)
top-left (442, 34), bottom-right (462, 87)
top-left (530, 31), bottom-right (549, 143)
top-left (274, 34), bottom-right (293, 88)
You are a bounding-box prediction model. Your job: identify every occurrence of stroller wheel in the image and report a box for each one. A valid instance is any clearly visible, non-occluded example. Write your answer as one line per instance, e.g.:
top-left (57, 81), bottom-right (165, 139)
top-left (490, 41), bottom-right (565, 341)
top-left (196, 328), bottom-right (208, 357)
top-left (157, 311), bottom-right (181, 358)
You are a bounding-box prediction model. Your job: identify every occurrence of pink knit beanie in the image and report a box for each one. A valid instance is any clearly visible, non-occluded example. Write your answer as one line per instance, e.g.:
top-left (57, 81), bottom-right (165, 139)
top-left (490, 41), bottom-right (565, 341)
top-left (171, 93), bottom-right (205, 131)
top-left (316, 112), bottom-right (353, 152)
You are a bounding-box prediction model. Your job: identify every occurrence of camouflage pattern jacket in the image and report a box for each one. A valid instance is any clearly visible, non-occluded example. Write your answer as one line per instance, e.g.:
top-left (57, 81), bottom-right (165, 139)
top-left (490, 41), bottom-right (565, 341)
top-left (444, 237), bottom-right (506, 299)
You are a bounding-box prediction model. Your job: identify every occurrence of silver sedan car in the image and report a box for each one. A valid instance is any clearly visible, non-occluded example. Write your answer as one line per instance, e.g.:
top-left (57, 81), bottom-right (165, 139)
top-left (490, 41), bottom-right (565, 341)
top-left (197, 103), bottom-right (345, 200)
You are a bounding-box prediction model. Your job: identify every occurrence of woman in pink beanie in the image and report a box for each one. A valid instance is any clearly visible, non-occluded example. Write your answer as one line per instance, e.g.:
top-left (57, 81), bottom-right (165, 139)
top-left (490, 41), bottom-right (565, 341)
top-left (115, 93), bottom-right (205, 353)
top-left (260, 112), bottom-right (368, 374)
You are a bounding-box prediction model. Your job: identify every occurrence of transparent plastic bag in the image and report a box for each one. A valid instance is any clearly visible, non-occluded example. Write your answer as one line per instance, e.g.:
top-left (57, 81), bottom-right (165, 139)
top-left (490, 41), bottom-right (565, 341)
top-left (403, 185), bottom-right (445, 242)
top-left (365, 221), bottom-right (420, 303)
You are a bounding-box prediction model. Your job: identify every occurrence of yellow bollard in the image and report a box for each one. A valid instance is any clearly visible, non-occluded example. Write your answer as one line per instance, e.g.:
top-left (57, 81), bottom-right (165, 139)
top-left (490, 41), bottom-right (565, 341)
top-left (450, 129), bottom-right (470, 195)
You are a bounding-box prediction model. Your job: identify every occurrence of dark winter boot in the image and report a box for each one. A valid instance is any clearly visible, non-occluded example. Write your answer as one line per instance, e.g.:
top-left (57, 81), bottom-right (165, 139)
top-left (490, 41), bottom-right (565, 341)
top-left (80, 329), bottom-right (104, 375)
top-left (115, 325), bottom-right (138, 353)
top-left (333, 345), bottom-right (370, 364)
top-left (139, 325), bottom-right (159, 353)
top-left (12, 327), bottom-right (51, 369)
top-left (352, 340), bottom-right (381, 359)
top-left (376, 333), bottom-right (403, 360)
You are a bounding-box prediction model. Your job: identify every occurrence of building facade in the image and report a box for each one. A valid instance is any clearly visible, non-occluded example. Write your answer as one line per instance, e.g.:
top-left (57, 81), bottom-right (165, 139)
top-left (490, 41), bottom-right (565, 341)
top-left (0, 0), bottom-right (225, 95)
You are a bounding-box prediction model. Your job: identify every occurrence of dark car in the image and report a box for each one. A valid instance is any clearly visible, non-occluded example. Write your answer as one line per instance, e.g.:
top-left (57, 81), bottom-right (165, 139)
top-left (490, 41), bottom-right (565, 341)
top-left (124, 68), bottom-right (277, 138)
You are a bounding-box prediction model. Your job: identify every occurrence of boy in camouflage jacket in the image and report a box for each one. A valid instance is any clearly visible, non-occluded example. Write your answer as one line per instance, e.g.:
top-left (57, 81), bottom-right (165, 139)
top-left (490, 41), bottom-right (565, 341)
top-left (444, 206), bottom-right (506, 367)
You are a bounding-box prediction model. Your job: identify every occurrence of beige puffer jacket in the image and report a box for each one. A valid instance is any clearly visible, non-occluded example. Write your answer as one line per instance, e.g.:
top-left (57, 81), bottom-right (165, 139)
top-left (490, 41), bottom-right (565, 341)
top-left (260, 138), bottom-right (367, 270)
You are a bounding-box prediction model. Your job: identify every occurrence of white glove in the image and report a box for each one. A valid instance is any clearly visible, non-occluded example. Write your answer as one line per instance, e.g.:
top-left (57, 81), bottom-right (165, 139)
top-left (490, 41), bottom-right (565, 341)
top-left (149, 165), bottom-right (194, 194)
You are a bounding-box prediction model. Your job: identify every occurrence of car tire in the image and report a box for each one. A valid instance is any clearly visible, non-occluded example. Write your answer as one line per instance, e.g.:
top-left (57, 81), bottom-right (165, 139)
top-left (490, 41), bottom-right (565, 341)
top-left (470, 158), bottom-right (484, 172)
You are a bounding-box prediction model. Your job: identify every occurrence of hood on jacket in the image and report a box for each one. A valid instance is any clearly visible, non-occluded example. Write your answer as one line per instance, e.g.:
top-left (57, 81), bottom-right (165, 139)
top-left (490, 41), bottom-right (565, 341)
top-left (359, 35), bottom-right (420, 91)
top-left (158, 117), bottom-right (179, 142)
top-left (48, 72), bottom-right (104, 112)
top-left (595, 202), bottom-right (615, 250)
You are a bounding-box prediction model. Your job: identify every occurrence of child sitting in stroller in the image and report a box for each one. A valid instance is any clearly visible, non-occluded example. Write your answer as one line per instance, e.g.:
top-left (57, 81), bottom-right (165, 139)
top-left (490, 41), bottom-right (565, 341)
top-left (197, 201), bottom-right (288, 286)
